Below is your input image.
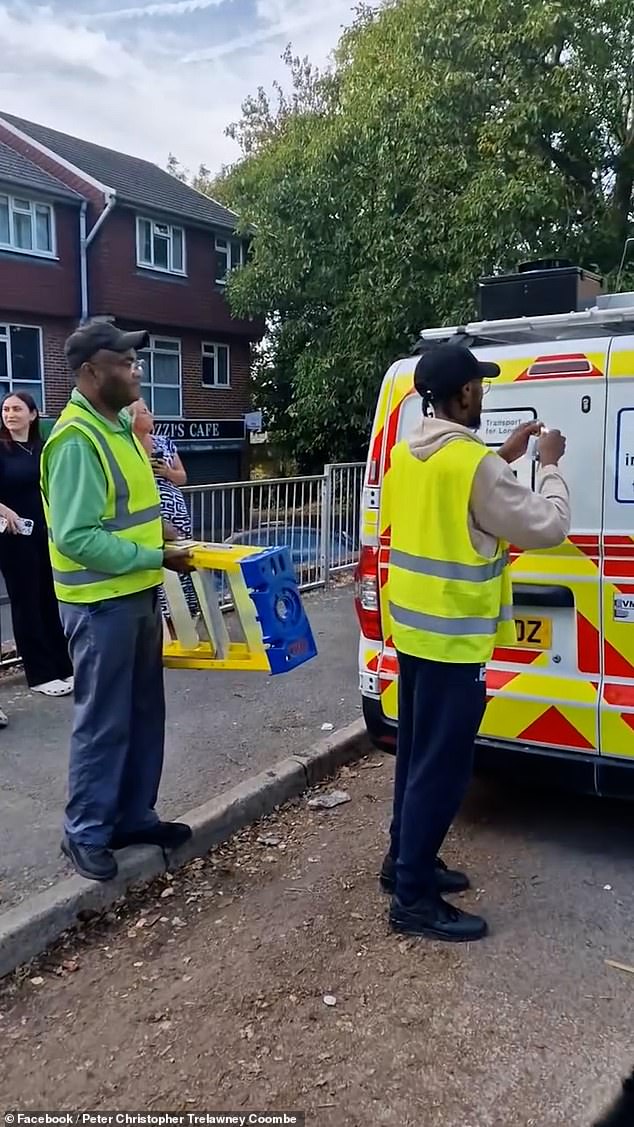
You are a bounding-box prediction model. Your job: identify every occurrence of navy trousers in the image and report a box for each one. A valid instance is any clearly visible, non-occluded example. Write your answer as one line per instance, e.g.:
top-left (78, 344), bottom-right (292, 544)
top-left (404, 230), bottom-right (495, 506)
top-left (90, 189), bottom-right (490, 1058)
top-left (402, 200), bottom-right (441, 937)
top-left (390, 652), bottom-right (487, 903)
top-left (59, 588), bottom-right (165, 847)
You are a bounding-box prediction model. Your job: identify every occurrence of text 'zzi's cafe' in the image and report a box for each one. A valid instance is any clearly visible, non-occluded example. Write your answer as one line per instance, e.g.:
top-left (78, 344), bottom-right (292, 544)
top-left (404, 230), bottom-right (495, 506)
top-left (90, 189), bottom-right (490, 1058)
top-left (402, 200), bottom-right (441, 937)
top-left (41, 413), bottom-right (263, 487)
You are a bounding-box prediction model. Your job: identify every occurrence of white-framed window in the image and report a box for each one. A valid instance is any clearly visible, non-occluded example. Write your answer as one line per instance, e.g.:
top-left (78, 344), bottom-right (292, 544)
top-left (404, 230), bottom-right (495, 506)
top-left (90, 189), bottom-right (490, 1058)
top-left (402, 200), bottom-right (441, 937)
top-left (137, 336), bottom-right (182, 417)
top-left (0, 324), bottom-right (45, 410)
top-left (136, 216), bottom-right (185, 275)
top-left (215, 234), bottom-right (245, 285)
top-left (0, 194), bottom-right (55, 257)
top-left (202, 342), bottom-right (230, 388)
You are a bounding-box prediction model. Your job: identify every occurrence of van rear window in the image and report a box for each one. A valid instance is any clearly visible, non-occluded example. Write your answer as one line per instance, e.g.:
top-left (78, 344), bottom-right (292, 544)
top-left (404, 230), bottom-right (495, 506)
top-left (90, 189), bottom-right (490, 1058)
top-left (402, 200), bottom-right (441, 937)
top-left (396, 392), bottom-right (421, 441)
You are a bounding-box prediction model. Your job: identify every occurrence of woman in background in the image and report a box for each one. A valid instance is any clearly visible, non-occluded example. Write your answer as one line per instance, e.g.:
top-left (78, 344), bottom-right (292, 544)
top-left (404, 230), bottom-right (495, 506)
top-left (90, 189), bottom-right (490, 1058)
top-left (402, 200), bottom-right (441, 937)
top-left (129, 399), bottom-right (198, 616)
top-left (0, 392), bottom-right (73, 696)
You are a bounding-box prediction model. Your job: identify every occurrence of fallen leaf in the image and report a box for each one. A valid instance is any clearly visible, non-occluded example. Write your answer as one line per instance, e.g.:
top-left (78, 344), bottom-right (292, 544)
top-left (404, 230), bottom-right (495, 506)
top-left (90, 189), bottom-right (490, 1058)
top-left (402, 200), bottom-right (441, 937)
top-left (160, 888), bottom-right (175, 899)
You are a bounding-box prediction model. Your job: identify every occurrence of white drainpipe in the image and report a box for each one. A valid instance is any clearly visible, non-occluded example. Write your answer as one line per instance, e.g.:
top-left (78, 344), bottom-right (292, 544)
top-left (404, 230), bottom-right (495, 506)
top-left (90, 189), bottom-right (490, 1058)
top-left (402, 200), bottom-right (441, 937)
top-left (79, 192), bottom-right (117, 323)
top-left (79, 201), bottom-right (89, 323)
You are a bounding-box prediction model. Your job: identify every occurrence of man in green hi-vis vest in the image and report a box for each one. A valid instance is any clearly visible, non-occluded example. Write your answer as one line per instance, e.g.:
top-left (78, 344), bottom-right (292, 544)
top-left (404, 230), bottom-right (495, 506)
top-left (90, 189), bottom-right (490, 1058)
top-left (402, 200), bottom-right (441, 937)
top-left (41, 321), bottom-right (194, 883)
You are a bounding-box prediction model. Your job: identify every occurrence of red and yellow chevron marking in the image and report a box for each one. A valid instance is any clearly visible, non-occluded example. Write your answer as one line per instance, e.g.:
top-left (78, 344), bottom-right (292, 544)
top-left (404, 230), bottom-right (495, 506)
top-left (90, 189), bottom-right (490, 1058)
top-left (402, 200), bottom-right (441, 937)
top-left (603, 675), bottom-right (634, 758)
top-left (602, 714), bottom-right (634, 758)
top-left (601, 565), bottom-right (634, 758)
top-left (380, 675), bottom-right (398, 722)
top-left (482, 667), bottom-right (598, 751)
top-left (509, 536), bottom-right (600, 574)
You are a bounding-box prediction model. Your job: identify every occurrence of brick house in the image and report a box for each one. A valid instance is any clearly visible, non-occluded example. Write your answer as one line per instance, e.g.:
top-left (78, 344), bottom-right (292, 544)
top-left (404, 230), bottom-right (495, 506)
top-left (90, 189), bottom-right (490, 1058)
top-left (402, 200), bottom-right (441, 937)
top-left (0, 112), bottom-right (263, 483)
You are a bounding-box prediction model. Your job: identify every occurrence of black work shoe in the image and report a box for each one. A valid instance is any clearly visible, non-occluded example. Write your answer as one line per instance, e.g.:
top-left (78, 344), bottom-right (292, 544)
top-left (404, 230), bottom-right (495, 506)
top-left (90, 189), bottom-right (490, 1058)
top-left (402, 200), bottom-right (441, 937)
top-left (111, 822), bottom-right (192, 850)
top-left (61, 837), bottom-right (118, 882)
top-left (379, 854), bottom-right (470, 896)
top-left (389, 894), bottom-right (488, 942)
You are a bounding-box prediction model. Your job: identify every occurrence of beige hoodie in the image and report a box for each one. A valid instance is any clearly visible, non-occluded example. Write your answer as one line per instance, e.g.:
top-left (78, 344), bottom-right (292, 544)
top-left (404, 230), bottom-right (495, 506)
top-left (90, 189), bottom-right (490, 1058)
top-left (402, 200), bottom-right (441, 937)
top-left (408, 418), bottom-right (571, 556)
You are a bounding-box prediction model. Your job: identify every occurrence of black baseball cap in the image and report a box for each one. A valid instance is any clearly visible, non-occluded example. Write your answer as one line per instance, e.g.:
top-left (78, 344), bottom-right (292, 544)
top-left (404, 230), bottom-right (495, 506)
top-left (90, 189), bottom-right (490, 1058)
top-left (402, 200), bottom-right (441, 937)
top-left (414, 343), bottom-right (500, 400)
top-left (64, 321), bottom-right (149, 372)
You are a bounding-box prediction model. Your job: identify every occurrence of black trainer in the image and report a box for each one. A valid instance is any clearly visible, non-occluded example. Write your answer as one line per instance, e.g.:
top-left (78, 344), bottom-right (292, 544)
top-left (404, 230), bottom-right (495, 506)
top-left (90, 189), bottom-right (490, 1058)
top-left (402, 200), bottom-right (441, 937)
top-left (390, 893), bottom-right (488, 942)
top-left (379, 854), bottom-right (470, 896)
top-left (111, 822), bottom-right (192, 850)
top-left (61, 837), bottom-right (118, 882)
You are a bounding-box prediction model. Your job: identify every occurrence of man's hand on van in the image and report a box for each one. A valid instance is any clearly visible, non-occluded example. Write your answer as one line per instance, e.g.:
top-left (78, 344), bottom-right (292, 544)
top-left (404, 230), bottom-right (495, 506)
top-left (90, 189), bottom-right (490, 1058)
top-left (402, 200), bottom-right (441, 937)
top-left (499, 421), bottom-right (543, 464)
top-left (538, 429), bottom-right (566, 466)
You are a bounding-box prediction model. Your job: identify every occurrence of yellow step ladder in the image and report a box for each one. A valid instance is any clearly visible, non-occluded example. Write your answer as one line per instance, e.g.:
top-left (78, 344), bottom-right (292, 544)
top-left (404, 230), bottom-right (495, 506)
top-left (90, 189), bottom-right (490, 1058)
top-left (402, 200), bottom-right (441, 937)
top-left (162, 541), bottom-right (317, 674)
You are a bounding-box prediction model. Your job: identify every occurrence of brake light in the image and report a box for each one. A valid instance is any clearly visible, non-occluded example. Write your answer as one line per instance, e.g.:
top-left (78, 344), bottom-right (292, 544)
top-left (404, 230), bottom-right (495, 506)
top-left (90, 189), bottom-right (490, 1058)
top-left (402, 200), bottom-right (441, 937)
top-left (354, 545), bottom-right (383, 641)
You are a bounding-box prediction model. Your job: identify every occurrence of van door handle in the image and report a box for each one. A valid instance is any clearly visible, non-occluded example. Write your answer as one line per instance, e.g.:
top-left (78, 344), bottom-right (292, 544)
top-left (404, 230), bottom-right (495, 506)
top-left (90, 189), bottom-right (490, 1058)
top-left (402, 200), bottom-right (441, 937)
top-left (512, 584), bottom-right (574, 608)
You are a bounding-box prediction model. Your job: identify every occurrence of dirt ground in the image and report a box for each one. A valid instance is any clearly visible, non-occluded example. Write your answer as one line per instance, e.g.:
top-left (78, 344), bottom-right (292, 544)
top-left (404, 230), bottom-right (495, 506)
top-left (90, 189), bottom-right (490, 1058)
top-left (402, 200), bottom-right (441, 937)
top-left (0, 754), bottom-right (632, 1127)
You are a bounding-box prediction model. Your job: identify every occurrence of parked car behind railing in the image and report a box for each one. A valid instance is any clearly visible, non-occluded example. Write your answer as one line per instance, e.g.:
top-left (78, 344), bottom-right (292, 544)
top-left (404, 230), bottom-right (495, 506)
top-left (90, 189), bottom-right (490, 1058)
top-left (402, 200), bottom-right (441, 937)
top-left (226, 522), bottom-right (355, 584)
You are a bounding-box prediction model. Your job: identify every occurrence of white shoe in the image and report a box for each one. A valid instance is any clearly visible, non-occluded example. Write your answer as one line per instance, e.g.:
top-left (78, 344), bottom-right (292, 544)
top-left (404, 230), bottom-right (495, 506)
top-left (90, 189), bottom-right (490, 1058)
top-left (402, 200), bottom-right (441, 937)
top-left (0, 707), bottom-right (7, 727)
top-left (64, 676), bottom-right (74, 689)
top-left (32, 679), bottom-right (73, 697)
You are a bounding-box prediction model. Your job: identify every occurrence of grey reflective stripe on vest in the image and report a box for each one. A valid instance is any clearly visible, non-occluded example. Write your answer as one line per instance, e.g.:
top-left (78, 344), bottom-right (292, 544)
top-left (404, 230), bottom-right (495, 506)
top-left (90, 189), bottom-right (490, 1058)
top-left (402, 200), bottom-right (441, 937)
top-left (102, 503), bottom-right (161, 531)
top-left (390, 601), bottom-right (509, 637)
top-left (51, 416), bottom-right (159, 534)
top-left (52, 567), bottom-right (112, 586)
top-left (390, 547), bottom-right (508, 582)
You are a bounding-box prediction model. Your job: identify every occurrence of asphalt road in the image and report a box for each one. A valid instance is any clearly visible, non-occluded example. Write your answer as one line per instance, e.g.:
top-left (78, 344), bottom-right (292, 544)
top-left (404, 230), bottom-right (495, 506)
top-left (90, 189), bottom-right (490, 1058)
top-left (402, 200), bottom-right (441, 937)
top-left (0, 585), bottom-right (360, 911)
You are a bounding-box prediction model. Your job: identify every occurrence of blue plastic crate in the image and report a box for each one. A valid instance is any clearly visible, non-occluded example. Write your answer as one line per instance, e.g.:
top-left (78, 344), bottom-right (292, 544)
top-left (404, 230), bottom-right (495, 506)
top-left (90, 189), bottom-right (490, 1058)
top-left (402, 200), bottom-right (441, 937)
top-left (240, 546), bottom-right (318, 674)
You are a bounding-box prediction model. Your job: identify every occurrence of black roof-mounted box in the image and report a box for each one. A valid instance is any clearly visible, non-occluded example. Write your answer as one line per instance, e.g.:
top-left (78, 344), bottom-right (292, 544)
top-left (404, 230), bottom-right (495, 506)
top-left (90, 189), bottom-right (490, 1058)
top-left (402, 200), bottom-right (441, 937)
top-left (478, 261), bottom-right (602, 321)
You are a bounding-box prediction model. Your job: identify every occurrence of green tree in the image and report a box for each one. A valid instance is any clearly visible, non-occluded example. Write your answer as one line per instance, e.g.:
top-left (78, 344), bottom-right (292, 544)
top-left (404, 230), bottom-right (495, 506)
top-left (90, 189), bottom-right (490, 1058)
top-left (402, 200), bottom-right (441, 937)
top-left (214, 0), bottom-right (634, 466)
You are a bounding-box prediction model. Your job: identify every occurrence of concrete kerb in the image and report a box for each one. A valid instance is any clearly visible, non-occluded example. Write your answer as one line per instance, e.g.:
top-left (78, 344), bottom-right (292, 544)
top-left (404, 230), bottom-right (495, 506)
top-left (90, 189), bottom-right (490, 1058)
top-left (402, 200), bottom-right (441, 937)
top-left (0, 718), bottom-right (369, 979)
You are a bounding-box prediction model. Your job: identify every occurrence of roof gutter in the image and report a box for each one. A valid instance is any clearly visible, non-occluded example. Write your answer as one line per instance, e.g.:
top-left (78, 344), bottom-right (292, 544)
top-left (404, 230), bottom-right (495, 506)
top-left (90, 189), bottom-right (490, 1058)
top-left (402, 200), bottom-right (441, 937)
top-left (79, 192), bottom-right (116, 323)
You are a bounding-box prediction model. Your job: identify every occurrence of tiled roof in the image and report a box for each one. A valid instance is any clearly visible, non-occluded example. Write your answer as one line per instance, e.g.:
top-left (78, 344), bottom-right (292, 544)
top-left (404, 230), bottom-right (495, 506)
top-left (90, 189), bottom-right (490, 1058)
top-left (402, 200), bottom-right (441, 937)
top-left (0, 139), bottom-right (81, 202)
top-left (0, 113), bottom-right (239, 231)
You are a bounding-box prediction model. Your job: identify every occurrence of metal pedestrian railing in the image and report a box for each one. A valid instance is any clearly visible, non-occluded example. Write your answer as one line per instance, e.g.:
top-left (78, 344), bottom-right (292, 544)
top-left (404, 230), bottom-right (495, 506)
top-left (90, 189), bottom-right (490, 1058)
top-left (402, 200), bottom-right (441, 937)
top-left (0, 462), bottom-right (365, 667)
top-left (183, 462), bottom-right (364, 603)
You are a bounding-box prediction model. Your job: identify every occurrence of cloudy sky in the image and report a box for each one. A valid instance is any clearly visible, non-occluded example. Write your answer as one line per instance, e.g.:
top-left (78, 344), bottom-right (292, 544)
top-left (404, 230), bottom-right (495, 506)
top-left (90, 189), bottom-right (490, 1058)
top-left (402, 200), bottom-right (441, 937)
top-left (0, 0), bottom-right (368, 174)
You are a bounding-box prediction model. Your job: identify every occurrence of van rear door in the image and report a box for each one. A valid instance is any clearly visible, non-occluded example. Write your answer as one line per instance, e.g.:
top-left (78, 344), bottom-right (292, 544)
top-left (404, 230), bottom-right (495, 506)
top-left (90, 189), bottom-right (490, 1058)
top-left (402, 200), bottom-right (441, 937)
top-left (478, 341), bottom-right (607, 756)
top-left (600, 335), bottom-right (634, 766)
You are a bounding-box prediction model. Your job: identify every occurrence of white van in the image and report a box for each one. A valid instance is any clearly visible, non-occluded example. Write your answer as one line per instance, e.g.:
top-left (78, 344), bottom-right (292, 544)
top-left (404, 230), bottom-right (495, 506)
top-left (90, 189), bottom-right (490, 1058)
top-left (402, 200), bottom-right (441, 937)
top-left (355, 277), bottom-right (634, 797)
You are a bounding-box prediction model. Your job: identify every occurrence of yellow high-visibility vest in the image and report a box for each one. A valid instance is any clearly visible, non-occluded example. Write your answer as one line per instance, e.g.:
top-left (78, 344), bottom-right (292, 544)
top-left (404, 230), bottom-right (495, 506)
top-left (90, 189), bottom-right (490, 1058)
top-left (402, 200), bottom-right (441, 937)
top-left (41, 401), bottom-right (163, 603)
top-left (387, 438), bottom-right (516, 663)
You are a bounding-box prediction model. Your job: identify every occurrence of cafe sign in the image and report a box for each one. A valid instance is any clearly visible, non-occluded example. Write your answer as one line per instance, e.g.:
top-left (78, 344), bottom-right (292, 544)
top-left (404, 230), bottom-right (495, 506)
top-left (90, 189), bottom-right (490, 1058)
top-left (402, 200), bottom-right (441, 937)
top-left (153, 419), bottom-right (245, 442)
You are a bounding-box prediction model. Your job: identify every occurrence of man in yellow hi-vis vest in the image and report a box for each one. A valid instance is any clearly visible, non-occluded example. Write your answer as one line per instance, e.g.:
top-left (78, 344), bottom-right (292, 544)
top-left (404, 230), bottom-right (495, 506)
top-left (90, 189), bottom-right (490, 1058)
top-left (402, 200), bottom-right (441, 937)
top-left (41, 321), bottom-right (193, 883)
top-left (382, 344), bottom-right (570, 941)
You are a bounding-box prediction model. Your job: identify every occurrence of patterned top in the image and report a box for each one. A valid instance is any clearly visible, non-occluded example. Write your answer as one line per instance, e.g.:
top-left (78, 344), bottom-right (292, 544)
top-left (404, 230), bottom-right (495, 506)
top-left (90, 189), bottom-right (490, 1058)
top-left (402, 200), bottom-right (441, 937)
top-left (151, 434), bottom-right (191, 538)
top-left (150, 434), bottom-right (197, 615)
